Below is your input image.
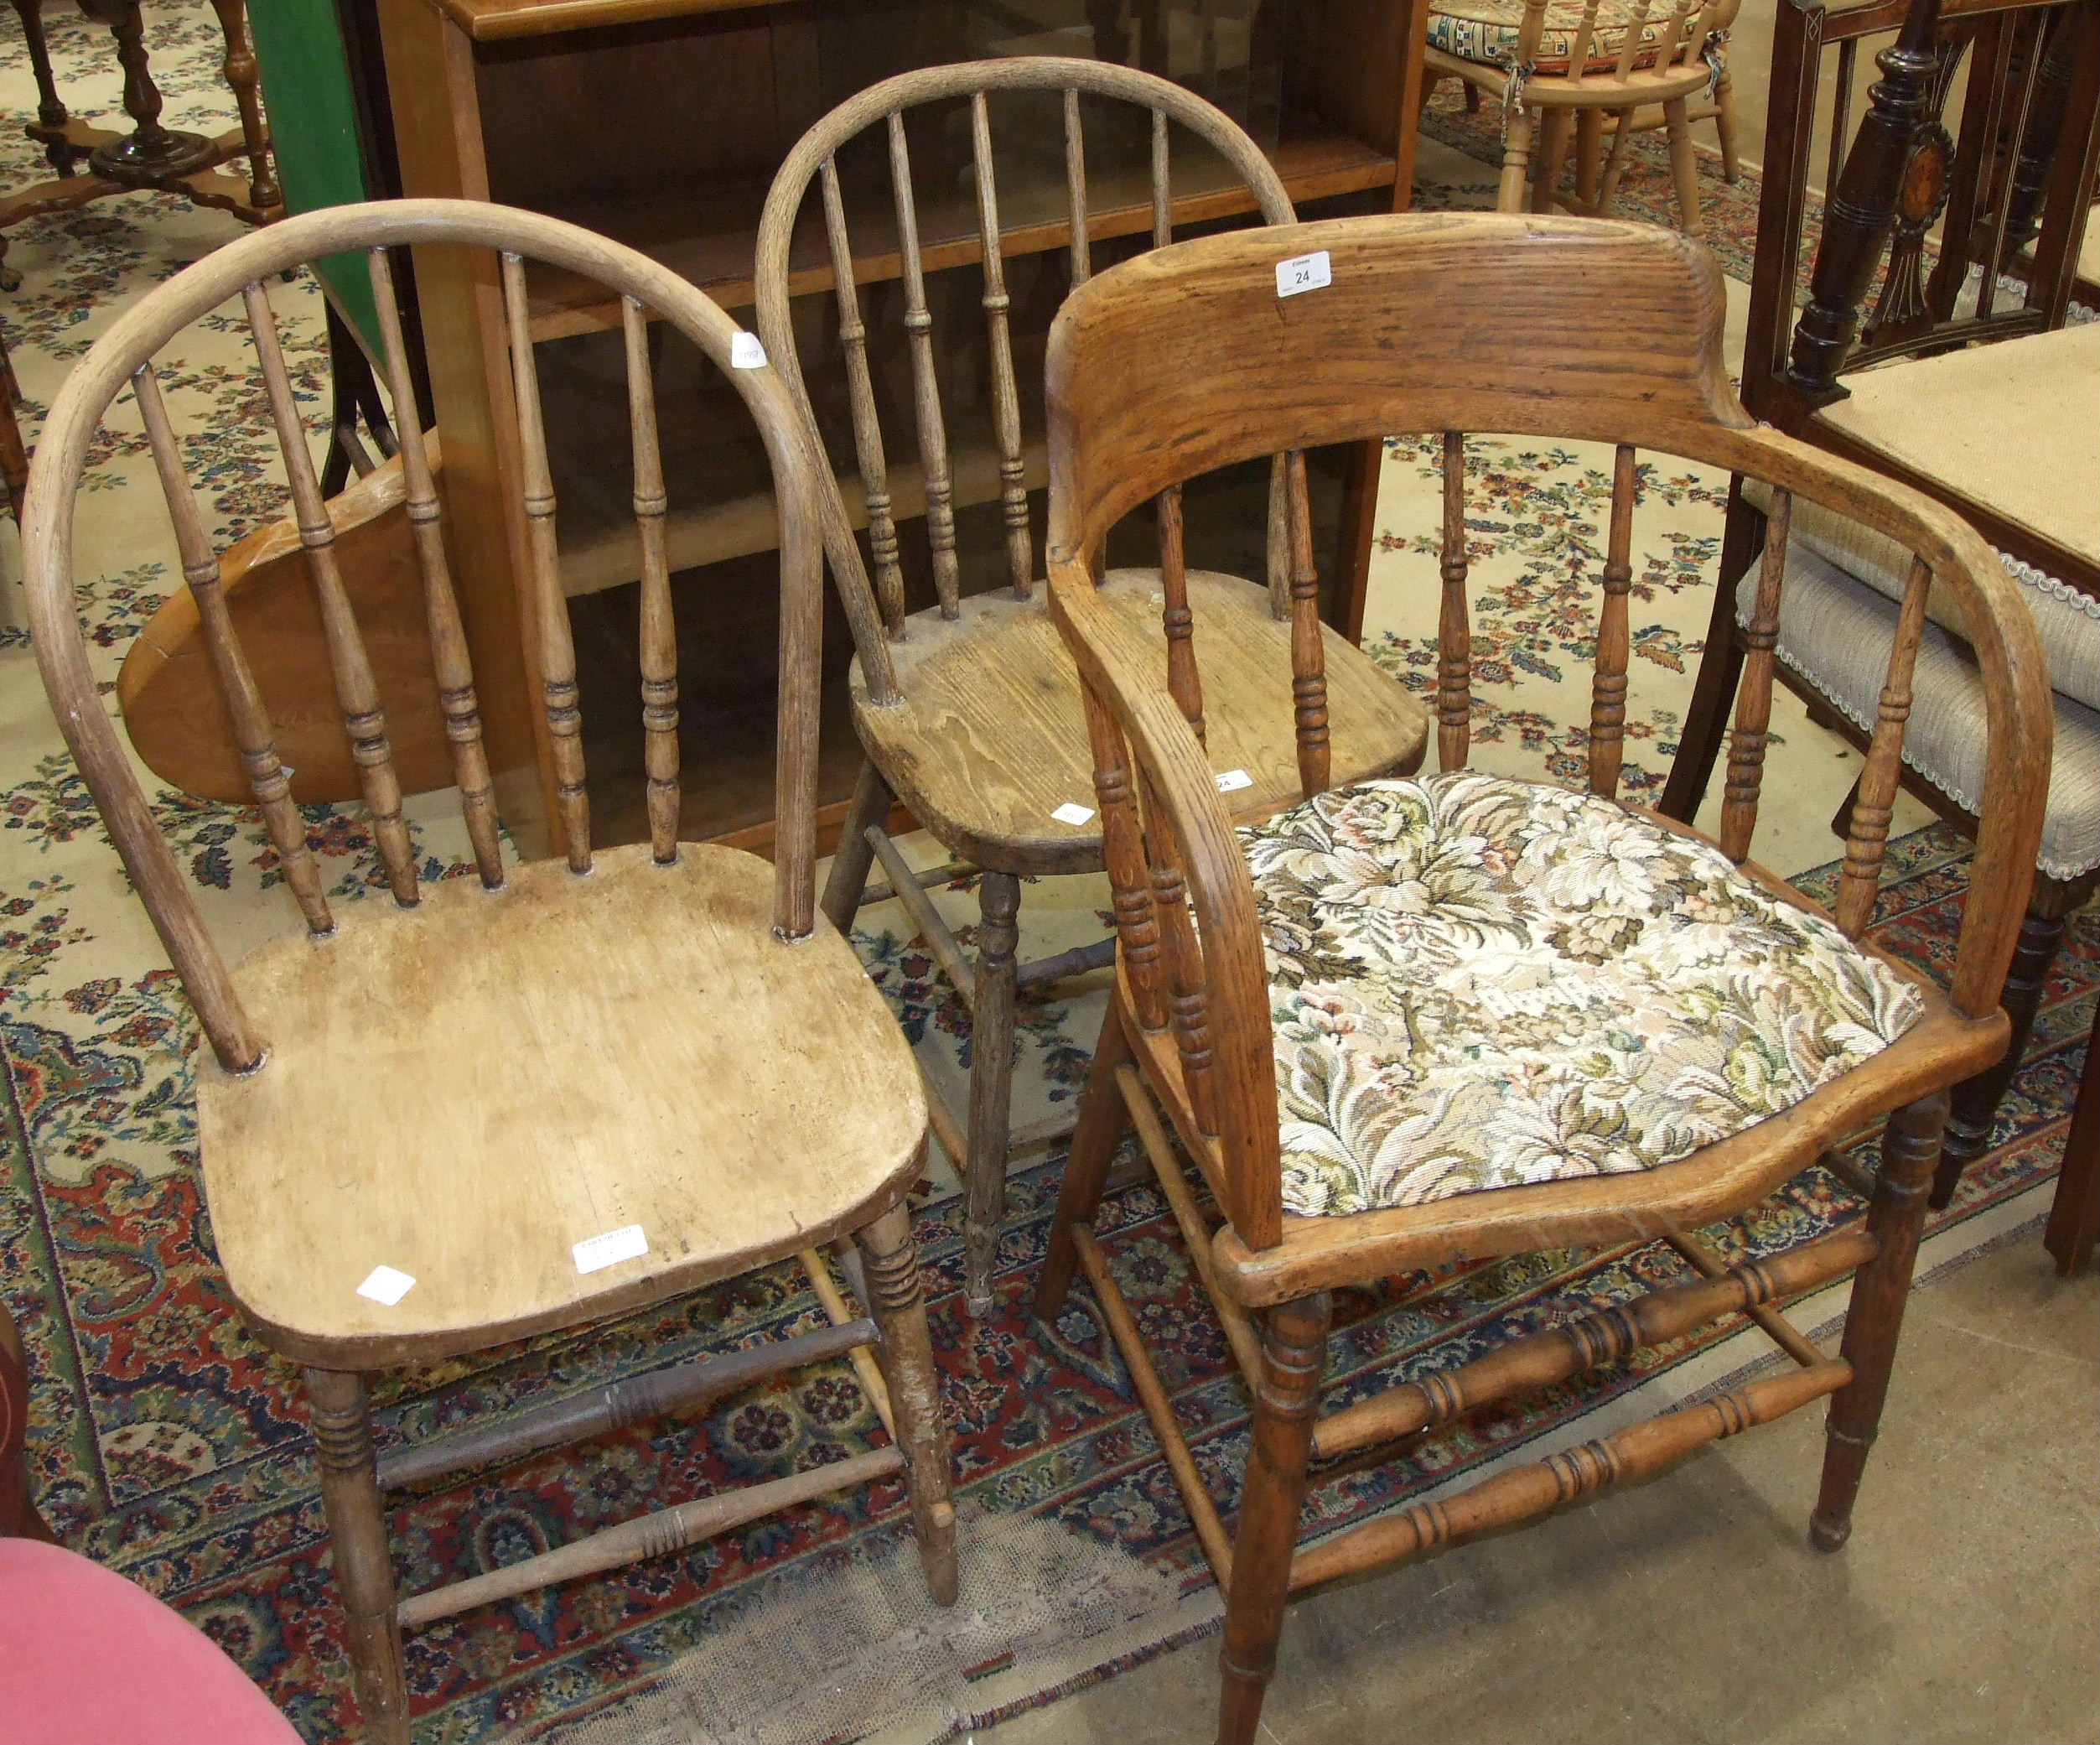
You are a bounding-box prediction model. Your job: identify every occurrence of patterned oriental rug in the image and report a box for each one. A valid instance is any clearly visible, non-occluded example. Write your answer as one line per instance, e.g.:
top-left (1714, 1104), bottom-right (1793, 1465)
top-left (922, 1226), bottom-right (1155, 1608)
top-left (3, 11), bottom-right (2094, 1742)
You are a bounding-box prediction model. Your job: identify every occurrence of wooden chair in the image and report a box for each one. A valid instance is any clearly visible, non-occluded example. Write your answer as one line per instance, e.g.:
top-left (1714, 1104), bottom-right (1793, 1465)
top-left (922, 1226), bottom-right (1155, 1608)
top-left (1422, 0), bottom-right (1741, 234)
top-left (1664, 0), bottom-right (2100, 1267)
top-left (18, 200), bottom-right (957, 1744)
top-left (1033, 211), bottom-right (2051, 1744)
top-left (754, 59), bottom-right (1429, 1317)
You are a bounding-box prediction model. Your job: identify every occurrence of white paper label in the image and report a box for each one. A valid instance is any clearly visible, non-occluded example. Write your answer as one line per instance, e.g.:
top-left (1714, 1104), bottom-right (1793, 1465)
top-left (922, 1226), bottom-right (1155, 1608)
top-left (1051, 802), bottom-right (1097, 826)
top-left (730, 331), bottom-right (768, 370)
top-left (1216, 769), bottom-right (1253, 793)
top-left (355, 1265), bottom-right (417, 1306)
top-left (1275, 250), bottom-right (1332, 299)
top-left (573, 1223), bottom-right (650, 1275)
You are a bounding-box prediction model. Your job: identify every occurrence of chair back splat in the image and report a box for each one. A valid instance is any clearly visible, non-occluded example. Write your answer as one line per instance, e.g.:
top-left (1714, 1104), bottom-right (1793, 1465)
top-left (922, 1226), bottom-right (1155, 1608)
top-left (1044, 212), bottom-right (2052, 1254)
top-left (22, 200), bottom-right (829, 1076)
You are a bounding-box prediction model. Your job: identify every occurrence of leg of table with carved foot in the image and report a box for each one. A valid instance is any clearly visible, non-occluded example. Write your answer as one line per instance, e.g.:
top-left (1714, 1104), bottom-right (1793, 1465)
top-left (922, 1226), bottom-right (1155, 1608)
top-left (1216, 1291), bottom-right (1330, 1745)
top-left (857, 1200), bottom-right (959, 1604)
top-left (1812, 1091), bottom-right (1944, 1551)
top-left (305, 1367), bottom-right (410, 1745)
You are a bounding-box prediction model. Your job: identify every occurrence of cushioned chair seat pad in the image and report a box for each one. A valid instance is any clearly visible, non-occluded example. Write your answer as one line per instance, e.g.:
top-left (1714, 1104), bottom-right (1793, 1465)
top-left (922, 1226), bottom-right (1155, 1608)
top-left (1745, 541), bottom-right (2100, 880)
top-left (1426, 0), bottom-right (1702, 73)
top-left (1243, 775), bottom-right (1924, 1218)
top-left (0, 1539), bottom-right (301, 1743)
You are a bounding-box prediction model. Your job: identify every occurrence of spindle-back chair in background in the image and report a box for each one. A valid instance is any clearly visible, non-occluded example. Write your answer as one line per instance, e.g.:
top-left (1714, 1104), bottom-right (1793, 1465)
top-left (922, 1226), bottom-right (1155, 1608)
top-left (1422, 0), bottom-right (1741, 234)
top-left (1665, 0), bottom-right (2099, 1262)
top-left (19, 200), bottom-right (957, 1745)
top-left (1034, 213), bottom-right (2050, 1744)
top-left (755, 59), bottom-right (1429, 1317)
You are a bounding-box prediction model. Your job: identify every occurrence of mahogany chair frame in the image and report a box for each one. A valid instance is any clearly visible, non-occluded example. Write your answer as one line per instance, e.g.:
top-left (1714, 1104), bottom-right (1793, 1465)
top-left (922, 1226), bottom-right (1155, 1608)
top-left (1664, 0), bottom-right (2100, 1228)
top-left (1423, 0), bottom-right (1742, 236)
top-left (755, 59), bottom-right (1429, 1317)
top-left (20, 200), bottom-right (957, 1743)
top-left (1034, 212), bottom-right (2050, 1744)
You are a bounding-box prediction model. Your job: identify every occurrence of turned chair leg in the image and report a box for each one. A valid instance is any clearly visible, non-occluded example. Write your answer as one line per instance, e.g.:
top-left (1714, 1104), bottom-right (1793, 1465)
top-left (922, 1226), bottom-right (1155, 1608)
top-left (962, 870), bottom-right (1023, 1317)
top-left (1812, 1093), bottom-right (1943, 1551)
top-left (822, 759), bottom-right (895, 937)
top-left (857, 1201), bottom-right (960, 1604)
top-left (1594, 106), bottom-right (1637, 216)
top-left (1712, 63), bottom-right (1741, 181)
top-left (1936, 885), bottom-right (2075, 1205)
top-left (1574, 107), bottom-right (1605, 208)
top-left (1496, 106), bottom-right (1536, 211)
top-left (1216, 1291), bottom-right (1331, 1745)
top-left (2044, 1002), bottom-right (2100, 1277)
top-left (306, 1368), bottom-right (410, 1745)
top-left (1034, 1003), bottom-right (1136, 1321)
top-left (1663, 96), bottom-right (1705, 238)
top-left (1532, 109), bottom-right (1574, 214)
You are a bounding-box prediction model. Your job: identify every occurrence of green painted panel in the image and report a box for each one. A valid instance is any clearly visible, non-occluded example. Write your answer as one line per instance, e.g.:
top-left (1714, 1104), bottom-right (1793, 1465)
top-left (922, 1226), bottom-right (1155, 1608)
top-left (246, 0), bottom-right (379, 351)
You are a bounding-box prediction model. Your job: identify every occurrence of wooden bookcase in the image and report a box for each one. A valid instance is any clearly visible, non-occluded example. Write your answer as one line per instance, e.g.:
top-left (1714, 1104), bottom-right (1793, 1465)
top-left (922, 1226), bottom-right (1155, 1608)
top-left (372, 0), bottom-right (1425, 856)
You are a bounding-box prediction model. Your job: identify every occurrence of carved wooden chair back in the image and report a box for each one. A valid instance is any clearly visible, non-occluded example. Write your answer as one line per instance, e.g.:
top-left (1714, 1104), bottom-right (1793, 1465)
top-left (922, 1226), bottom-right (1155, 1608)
top-left (21, 200), bottom-right (829, 1077)
top-left (1746, 0), bottom-right (2100, 422)
top-left (1044, 212), bottom-right (2051, 1252)
top-left (754, 56), bottom-right (1299, 700)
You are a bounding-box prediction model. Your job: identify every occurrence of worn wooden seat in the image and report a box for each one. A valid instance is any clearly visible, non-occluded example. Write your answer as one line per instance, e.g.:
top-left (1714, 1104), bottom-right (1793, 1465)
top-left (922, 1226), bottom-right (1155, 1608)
top-left (756, 59), bottom-right (1428, 1316)
top-left (1666, 0), bottom-right (2100, 1268)
top-left (20, 200), bottom-right (957, 1745)
top-left (1031, 211), bottom-right (2049, 1745)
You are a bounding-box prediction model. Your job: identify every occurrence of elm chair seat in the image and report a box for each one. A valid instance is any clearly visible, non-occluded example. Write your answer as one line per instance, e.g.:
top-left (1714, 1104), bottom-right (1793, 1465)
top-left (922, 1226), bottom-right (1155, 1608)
top-left (0, 1538), bottom-right (303, 1745)
top-left (1244, 774), bottom-right (1930, 1216)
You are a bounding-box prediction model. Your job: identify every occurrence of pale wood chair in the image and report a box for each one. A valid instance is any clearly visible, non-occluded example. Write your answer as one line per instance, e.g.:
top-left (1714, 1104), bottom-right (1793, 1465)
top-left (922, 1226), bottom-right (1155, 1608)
top-left (18, 200), bottom-right (957, 1744)
top-left (1423, 0), bottom-right (1742, 235)
top-left (1665, 0), bottom-right (2100, 1261)
top-left (1034, 211), bottom-right (2051, 1744)
top-left (754, 59), bottom-right (1429, 1317)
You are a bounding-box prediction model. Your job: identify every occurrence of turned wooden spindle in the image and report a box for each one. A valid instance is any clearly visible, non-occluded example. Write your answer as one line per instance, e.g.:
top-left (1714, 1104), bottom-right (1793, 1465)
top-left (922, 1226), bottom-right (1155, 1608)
top-left (1138, 771), bottom-right (1217, 1135)
top-left (1265, 454), bottom-right (1292, 619)
top-left (305, 1369), bottom-right (409, 1745)
top-left (1150, 106), bottom-right (1173, 249)
top-left (1787, 0), bottom-right (1947, 394)
top-left (207, 0), bottom-right (279, 213)
top-left (1085, 685), bottom-right (1167, 1033)
top-left (888, 112), bottom-right (960, 617)
top-left (366, 248), bottom-right (503, 891)
top-left (133, 362), bottom-right (332, 935)
top-left (1437, 430), bottom-right (1473, 771)
top-left (970, 94), bottom-right (1034, 600)
top-left (622, 297), bottom-right (680, 865)
top-left (1285, 449), bottom-right (1330, 797)
top-left (1156, 483), bottom-right (1205, 741)
top-left (1719, 486), bottom-right (1791, 862)
top-left (818, 159), bottom-right (906, 637)
top-left (1587, 444), bottom-right (1638, 798)
top-left (500, 251), bottom-right (591, 872)
top-left (1064, 87), bottom-right (1091, 287)
top-left (1833, 558), bottom-right (1931, 936)
top-left (243, 281), bottom-right (419, 906)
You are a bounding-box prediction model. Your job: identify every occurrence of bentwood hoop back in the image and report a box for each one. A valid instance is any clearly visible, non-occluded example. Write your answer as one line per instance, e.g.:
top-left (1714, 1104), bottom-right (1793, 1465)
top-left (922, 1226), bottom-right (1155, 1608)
top-left (755, 59), bottom-right (1429, 1314)
top-left (1035, 212), bottom-right (2050, 1744)
top-left (21, 200), bottom-right (956, 1743)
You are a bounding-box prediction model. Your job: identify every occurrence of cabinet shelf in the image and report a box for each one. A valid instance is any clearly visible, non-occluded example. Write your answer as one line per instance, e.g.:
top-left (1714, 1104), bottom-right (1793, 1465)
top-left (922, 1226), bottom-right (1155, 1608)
top-left (525, 127), bottom-right (1394, 339)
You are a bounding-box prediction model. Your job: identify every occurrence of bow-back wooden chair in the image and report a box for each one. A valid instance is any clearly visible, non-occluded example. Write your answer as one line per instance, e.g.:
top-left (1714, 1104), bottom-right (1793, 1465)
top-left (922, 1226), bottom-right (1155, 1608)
top-left (755, 60), bottom-right (1429, 1317)
top-left (1033, 212), bottom-right (2050, 1745)
top-left (19, 200), bottom-right (956, 1745)
top-left (1663, 0), bottom-right (2100, 1269)
top-left (1423, 0), bottom-right (1742, 234)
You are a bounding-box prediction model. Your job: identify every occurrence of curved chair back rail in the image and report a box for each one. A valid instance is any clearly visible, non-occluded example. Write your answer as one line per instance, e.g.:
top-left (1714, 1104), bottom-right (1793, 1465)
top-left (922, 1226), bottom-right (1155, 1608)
top-left (20, 199), bottom-right (830, 1073)
top-left (754, 56), bottom-right (1300, 704)
top-left (1042, 211), bottom-right (2053, 1254)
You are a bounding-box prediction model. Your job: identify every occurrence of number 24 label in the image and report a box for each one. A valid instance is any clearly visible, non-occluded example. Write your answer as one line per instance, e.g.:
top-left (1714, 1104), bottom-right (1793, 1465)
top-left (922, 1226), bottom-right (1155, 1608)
top-left (1275, 250), bottom-right (1332, 298)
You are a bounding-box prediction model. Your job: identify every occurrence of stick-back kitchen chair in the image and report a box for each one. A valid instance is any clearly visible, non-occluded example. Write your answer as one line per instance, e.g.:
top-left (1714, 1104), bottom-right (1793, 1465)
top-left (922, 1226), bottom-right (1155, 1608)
top-left (755, 60), bottom-right (1429, 1317)
top-left (1034, 212), bottom-right (2050, 1745)
top-left (1662, 0), bottom-right (2099, 1261)
top-left (1423, 0), bottom-right (1741, 234)
top-left (19, 200), bottom-right (956, 1745)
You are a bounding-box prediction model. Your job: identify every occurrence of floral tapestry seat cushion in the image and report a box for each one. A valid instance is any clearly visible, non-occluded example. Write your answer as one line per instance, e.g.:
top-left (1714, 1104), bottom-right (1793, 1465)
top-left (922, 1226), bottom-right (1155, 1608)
top-left (1427, 0), bottom-right (1701, 74)
top-left (1243, 775), bottom-right (1926, 1218)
